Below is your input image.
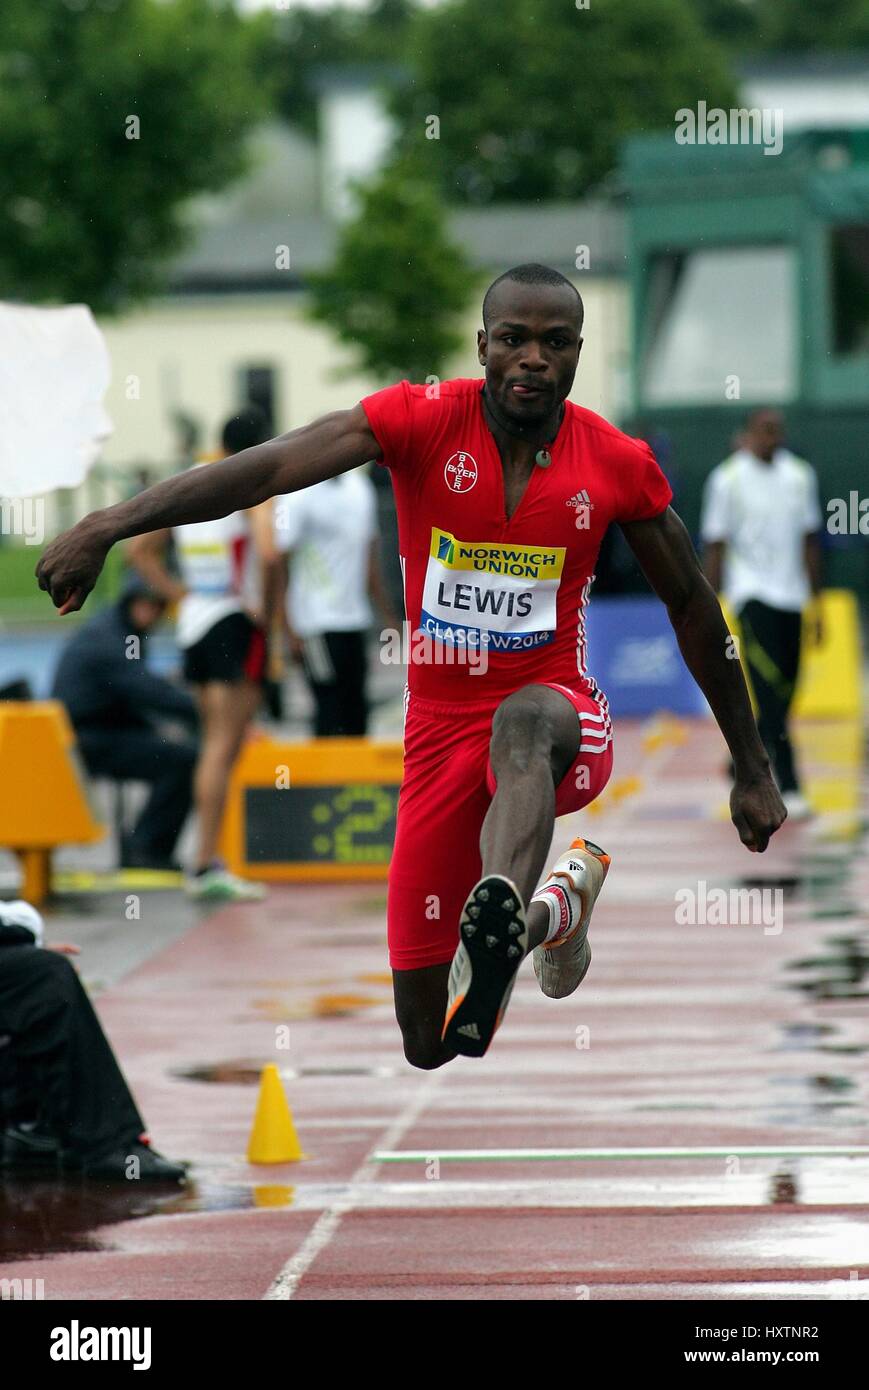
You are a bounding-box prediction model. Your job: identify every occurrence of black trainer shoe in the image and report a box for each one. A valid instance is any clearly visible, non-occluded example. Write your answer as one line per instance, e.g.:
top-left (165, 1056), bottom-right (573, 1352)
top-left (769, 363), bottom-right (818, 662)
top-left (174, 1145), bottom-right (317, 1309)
top-left (1, 1123), bottom-right (62, 1176)
top-left (442, 874), bottom-right (527, 1058)
top-left (75, 1140), bottom-right (188, 1184)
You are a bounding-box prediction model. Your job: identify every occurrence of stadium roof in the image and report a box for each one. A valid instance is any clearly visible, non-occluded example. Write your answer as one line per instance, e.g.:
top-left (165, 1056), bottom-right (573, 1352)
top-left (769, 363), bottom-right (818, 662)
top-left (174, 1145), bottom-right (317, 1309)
top-left (168, 199), bottom-right (625, 294)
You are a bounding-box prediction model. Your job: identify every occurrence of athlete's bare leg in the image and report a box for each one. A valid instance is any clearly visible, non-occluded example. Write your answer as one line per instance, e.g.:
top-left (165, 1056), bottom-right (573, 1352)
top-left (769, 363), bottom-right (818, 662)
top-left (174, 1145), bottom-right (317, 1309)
top-left (193, 680), bottom-right (261, 871)
top-left (392, 683), bottom-right (582, 1069)
top-left (481, 684), bottom-right (582, 950)
top-left (393, 963), bottom-right (456, 1070)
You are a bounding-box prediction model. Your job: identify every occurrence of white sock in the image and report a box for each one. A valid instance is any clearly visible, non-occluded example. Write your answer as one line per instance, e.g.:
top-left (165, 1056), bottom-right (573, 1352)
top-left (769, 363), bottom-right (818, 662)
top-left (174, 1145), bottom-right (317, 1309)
top-left (531, 882), bottom-right (575, 945)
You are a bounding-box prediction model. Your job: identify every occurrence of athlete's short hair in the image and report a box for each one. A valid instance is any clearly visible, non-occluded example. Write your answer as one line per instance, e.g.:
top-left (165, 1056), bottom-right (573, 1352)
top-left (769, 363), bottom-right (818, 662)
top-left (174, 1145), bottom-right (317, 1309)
top-left (482, 263), bottom-right (584, 332)
top-left (222, 406), bottom-right (269, 455)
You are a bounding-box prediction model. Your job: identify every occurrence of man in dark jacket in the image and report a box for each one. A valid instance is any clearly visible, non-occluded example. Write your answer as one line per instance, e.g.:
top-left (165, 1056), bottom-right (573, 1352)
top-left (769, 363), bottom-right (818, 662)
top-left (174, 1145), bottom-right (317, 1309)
top-left (51, 575), bottom-right (198, 869)
top-left (0, 899), bottom-right (185, 1181)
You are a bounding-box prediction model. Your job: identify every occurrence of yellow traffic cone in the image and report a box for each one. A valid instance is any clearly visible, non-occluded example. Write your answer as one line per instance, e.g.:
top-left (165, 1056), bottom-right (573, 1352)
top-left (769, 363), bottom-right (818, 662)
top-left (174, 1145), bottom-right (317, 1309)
top-left (247, 1064), bottom-right (306, 1164)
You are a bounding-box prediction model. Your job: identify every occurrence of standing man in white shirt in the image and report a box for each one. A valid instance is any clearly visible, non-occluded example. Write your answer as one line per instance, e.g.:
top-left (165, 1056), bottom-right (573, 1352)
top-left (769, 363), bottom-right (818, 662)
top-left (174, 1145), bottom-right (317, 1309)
top-left (701, 408), bottom-right (824, 818)
top-left (274, 468), bottom-right (399, 736)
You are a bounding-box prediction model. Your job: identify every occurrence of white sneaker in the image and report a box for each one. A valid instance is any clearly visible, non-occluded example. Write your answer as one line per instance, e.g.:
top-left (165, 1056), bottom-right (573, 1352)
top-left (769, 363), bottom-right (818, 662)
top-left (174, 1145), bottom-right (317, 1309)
top-left (185, 868), bottom-right (266, 903)
top-left (531, 838), bottom-right (610, 999)
top-left (781, 791), bottom-right (814, 821)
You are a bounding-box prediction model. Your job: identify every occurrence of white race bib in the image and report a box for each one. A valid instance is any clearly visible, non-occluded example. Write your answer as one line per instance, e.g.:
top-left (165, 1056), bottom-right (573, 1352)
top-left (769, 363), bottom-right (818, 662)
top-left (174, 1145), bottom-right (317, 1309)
top-left (420, 528), bottom-right (565, 652)
top-left (176, 539), bottom-right (236, 596)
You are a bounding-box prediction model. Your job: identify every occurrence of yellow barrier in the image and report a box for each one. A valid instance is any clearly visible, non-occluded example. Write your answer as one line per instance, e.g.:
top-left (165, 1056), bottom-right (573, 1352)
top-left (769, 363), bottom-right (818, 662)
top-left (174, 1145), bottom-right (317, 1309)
top-left (220, 737), bottom-right (403, 882)
top-left (0, 702), bottom-right (103, 902)
top-left (720, 590), bottom-right (862, 721)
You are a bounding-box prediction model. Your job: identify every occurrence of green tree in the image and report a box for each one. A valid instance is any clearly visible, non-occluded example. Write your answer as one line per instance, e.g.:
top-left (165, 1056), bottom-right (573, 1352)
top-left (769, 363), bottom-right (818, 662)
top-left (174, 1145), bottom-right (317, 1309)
top-left (391, 0), bottom-right (736, 203)
top-left (692, 0), bottom-right (761, 48)
top-left (695, 0), bottom-right (869, 51)
top-left (306, 169), bottom-right (476, 382)
top-left (0, 0), bottom-right (266, 311)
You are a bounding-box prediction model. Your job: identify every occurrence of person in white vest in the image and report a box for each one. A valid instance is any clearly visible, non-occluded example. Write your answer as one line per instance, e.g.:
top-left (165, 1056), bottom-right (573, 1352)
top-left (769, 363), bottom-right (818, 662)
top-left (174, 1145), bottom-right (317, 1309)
top-left (128, 409), bottom-right (279, 900)
top-left (701, 408), bottom-right (823, 819)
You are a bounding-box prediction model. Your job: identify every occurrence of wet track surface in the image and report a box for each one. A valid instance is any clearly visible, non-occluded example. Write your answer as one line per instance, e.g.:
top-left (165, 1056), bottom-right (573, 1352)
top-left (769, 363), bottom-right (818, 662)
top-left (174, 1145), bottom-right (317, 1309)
top-left (1, 717), bottom-right (867, 1299)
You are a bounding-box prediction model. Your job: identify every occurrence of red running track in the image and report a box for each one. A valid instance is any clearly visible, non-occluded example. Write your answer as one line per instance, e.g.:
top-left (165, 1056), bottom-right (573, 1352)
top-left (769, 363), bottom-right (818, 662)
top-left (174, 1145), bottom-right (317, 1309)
top-left (2, 717), bottom-right (867, 1300)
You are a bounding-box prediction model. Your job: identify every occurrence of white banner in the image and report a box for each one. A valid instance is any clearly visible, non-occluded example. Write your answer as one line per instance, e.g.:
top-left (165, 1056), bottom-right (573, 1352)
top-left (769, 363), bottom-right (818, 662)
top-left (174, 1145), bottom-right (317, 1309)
top-left (0, 303), bottom-right (112, 498)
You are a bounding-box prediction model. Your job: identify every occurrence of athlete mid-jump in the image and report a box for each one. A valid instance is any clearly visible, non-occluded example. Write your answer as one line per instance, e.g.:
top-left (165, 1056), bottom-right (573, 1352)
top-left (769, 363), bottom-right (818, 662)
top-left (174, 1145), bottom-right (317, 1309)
top-left (37, 264), bottom-right (786, 1068)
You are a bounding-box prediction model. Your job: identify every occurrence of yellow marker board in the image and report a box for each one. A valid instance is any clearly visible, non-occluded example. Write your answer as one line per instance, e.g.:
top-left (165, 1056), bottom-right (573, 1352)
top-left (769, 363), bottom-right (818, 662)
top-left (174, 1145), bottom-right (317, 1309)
top-left (220, 737), bottom-right (404, 882)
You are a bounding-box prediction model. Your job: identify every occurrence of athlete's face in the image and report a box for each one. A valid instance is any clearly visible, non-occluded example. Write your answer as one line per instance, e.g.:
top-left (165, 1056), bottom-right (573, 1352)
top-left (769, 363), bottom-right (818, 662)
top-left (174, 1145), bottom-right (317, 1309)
top-left (478, 282), bottom-right (583, 427)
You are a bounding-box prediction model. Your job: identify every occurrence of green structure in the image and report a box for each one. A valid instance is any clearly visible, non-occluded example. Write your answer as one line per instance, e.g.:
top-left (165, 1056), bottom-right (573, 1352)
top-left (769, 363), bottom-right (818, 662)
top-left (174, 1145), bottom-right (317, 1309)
top-left (621, 127), bottom-right (869, 597)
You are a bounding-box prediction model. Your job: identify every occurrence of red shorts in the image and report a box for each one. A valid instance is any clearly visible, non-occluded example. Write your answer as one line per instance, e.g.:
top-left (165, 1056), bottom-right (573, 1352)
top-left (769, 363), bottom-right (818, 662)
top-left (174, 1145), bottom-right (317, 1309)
top-left (387, 682), bottom-right (614, 971)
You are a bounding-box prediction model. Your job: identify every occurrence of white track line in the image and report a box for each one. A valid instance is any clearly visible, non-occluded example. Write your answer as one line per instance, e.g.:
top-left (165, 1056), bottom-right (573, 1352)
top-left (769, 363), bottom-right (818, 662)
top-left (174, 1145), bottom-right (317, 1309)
top-left (264, 1071), bottom-right (444, 1300)
top-left (373, 1145), bottom-right (869, 1163)
top-left (254, 1176), bottom-right (869, 1213)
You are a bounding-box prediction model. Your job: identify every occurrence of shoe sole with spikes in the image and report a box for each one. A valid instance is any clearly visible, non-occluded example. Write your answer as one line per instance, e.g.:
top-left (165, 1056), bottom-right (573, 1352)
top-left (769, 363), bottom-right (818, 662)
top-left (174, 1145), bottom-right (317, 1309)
top-left (442, 874), bottom-right (527, 1058)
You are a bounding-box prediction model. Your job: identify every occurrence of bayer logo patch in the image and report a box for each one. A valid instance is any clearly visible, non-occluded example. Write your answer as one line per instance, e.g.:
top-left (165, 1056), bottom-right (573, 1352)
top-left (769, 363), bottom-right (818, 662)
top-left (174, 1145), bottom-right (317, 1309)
top-left (444, 450), bottom-right (478, 493)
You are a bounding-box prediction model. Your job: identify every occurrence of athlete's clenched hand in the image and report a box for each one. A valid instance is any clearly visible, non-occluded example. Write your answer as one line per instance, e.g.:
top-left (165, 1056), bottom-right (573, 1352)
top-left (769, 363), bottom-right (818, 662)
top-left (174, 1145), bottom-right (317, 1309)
top-left (36, 517), bottom-right (111, 614)
top-left (730, 771), bottom-right (787, 853)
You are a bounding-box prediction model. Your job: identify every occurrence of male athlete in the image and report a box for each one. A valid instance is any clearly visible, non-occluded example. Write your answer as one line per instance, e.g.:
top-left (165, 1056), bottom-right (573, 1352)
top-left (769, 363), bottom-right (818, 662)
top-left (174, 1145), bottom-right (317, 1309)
top-left (37, 264), bottom-right (786, 1068)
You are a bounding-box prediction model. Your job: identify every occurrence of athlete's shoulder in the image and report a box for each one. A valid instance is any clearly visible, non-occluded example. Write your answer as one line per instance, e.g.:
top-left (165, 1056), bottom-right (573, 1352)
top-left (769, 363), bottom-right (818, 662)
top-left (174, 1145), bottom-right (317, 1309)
top-left (361, 378), bottom-right (480, 467)
top-left (397, 377), bottom-right (482, 413)
top-left (361, 376), bottom-right (479, 426)
top-left (565, 403), bottom-right (672, 523)
top-left (409, 377), bottom-right (481, 397)
top-left (367, 376), bottom-right (480, 403)
top-left (565, 401), bottom-right (652, 461)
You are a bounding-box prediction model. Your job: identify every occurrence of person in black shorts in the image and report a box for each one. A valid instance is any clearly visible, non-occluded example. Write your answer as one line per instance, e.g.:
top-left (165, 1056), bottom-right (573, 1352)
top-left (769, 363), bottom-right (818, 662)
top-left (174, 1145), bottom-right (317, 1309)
top-left (128, 411), bottom-right (279, 901)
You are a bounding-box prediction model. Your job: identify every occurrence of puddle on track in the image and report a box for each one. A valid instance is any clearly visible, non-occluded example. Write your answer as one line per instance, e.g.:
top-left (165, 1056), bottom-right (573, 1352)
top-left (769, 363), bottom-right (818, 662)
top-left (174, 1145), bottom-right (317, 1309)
top-left (0, 1179), bottom-right (185, 1259)
top-left (175, 1061), bottom-right (395, 1084)
top-left (0, 1178), bottom-right (298, 1259)
top-left (785, 934), bottom-right (869, 1001)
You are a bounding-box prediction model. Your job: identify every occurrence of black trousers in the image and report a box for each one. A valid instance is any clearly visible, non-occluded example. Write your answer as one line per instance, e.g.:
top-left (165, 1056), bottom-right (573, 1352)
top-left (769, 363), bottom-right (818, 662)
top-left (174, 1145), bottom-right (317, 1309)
top-left (301, 630), bottom-right (369, 737)
top-left (75, 724), bottom-right (196, 859)
top-left (738, 599), bottom-right (803, 795)
top-left (0, 947), bottom-right (144, 1158)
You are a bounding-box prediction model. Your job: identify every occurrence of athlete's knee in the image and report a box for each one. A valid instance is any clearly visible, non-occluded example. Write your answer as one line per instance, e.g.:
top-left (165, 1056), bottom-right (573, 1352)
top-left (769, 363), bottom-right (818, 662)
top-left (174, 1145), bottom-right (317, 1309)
top-left (401, 1025), bottom-right (454, 1071)
top-left (489, 692), bottom-right (555, 770)
top-left (403, 1040), bottom-right (452, 1071)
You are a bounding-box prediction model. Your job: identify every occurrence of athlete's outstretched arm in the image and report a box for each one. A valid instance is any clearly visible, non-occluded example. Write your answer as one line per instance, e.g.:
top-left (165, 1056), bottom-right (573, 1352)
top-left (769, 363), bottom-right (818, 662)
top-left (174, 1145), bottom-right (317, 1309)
top-left (36, 404), bottom-right (381, 614)
top-left (621, 505), bottom-right (786, 852)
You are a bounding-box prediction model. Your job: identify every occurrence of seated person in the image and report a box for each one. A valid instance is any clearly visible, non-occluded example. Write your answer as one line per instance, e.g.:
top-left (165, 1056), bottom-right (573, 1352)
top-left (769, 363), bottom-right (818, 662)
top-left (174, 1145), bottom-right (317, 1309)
top-left (0, 900), bottom-right (185, 1181)
top-left (51, 573), bottom-right (198, 870)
